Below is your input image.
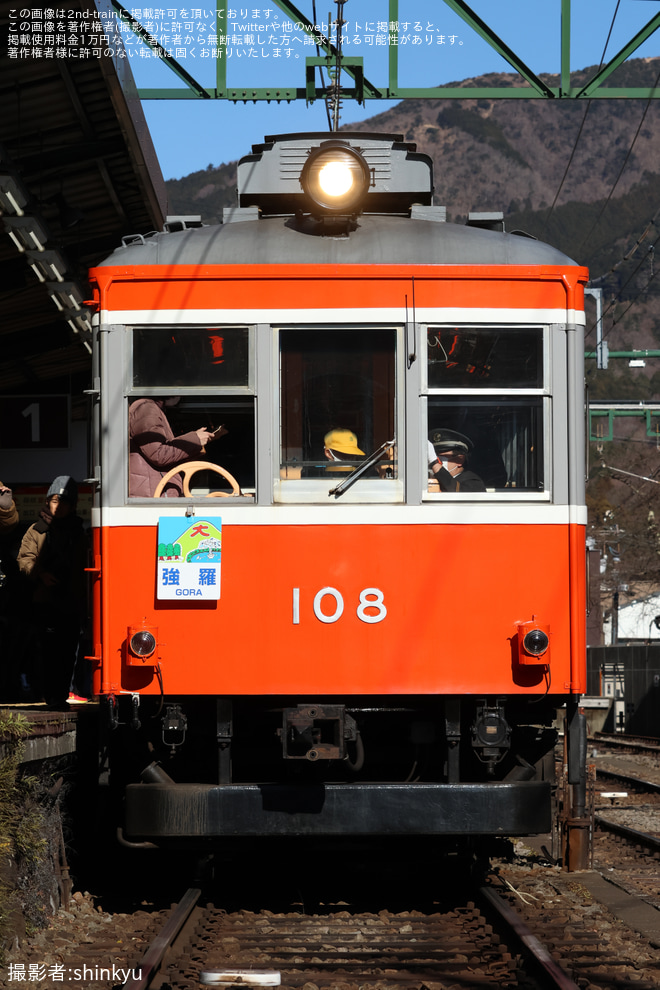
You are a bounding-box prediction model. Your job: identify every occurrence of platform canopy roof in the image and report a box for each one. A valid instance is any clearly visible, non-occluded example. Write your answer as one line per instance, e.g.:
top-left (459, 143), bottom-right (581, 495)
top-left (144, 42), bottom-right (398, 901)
top-left (0, 2), bottom-right (167, 396)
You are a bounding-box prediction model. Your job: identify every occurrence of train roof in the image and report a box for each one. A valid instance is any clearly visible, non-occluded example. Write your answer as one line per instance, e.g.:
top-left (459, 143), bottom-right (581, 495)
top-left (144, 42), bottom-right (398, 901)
top-left (94, 134), bottom-right (578, 271)
top-left (94, 214), bottom-right (577, 269)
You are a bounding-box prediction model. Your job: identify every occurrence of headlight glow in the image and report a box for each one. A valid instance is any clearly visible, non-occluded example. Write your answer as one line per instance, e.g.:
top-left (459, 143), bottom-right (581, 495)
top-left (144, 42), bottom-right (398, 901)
top-left (300, 142), bottom-right (370, 215)
top-left (318, 161), bottom-right (354, 198)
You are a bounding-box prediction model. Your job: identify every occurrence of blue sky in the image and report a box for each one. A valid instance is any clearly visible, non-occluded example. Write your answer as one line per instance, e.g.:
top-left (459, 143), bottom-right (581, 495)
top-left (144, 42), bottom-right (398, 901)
top-left (113, 0), bottom-right (660, 179)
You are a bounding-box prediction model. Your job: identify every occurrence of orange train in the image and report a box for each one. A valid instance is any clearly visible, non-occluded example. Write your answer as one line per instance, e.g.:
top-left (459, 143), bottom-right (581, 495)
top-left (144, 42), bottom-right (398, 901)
top-left (87, 133), bottom-right (587, 844)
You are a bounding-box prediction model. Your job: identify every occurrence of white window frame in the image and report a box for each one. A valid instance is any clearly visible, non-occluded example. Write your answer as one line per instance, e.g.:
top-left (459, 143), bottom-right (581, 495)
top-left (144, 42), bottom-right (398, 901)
top-left (274, 324), bottom-right (405, 505)
top-left (421, 324), bottom-right (552, 502)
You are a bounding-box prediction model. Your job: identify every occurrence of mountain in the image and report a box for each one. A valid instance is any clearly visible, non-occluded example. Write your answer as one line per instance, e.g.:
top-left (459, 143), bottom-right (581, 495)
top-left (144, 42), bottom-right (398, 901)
top-left (165, 58), bottom-right (660, 395)
top-left (166, 160), bottom-right (237, 227)
top-left (166, 58), bottom-right (660, 230)
top-left (349, 61), bottom-right (660, 216)
top-left (165, 60), bottom-right (660, 609)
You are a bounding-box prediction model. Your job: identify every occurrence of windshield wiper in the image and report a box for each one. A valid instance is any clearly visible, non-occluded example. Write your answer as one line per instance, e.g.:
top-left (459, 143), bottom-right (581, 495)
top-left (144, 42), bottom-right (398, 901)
top-left (328, 440), bottom-right (395, 499)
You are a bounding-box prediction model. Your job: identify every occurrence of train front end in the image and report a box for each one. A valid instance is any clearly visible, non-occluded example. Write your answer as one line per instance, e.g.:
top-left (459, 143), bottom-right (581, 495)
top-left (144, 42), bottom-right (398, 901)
top-left (88, 133), bottom-right (588, 845)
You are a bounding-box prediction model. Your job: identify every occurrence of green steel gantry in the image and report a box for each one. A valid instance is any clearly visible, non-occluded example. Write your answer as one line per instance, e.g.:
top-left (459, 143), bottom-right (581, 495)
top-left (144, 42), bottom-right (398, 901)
top-left (590, 403), bottom-right (660, 443)
top-left (112, 0), bottom-right (660, 103)
top-left (112, 0), bottom-right (660, 417)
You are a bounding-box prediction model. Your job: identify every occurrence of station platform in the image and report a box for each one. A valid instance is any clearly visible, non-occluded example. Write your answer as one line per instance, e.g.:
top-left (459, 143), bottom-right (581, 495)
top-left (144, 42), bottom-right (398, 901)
top-left (0, 702), bottom-right (98, 764)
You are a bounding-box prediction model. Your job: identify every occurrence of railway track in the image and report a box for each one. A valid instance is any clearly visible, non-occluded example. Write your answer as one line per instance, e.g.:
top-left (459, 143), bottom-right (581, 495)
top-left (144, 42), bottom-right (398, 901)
top-left (120, 884), bottom-right (582, 990)
top-left (116, 869), bottom-right (660, 990)
top-left (590, 739), bottom-right (660, 916)
top-left (592, 741), bottom-right (660, 884)
top-left (595, 815), bottom-right (660, 856)
top-left (6, 834), bottom-right (660, 989)
top-left (590, 729), bottom-right (660, 800)
top-left (593, 732), bottom-right (660, 754)
top-left (595, 765), bottom-right (660, 794)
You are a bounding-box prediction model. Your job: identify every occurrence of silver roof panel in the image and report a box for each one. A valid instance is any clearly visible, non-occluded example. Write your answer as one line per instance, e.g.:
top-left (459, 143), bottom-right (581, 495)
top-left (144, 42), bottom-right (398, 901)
top-left (97, 214), bottom-right (576, 268)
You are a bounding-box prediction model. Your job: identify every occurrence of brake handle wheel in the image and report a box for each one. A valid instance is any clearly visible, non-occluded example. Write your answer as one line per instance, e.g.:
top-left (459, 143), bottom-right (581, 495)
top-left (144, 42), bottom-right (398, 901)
top-left (153, 461), bottom-right (242, 498)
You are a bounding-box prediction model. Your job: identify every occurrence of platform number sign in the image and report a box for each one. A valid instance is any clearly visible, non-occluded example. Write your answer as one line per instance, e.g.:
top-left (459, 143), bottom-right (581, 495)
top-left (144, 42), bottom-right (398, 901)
top-left (0, 396), bottom-right (69, 449)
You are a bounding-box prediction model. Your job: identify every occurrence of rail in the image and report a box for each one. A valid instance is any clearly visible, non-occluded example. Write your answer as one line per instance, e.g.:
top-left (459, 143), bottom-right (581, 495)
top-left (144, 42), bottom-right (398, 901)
top-left (593, 732), bottom-right (660, 754)
top-left (595, 815), bottom-right (660, 855)
top-left (596, 767), bottom-right (660, 794)
top-left (479, 886), bottom-right (581, 990)
top-left (120, 887), bottom-right (201, 990)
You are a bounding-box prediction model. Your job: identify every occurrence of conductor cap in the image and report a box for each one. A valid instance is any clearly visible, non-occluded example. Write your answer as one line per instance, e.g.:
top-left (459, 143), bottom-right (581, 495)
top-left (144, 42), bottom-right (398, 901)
top-left (429, 428), bottom-right (473, 455)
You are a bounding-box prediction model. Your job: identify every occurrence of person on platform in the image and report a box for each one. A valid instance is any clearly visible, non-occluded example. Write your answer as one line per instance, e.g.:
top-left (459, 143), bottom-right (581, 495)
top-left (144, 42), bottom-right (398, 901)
top-left (0, 482), bottom-right (22, 700)
top-left (0, 482), bottom-right (18, 538)
top-left (17, 476), bottom-right (87, 708)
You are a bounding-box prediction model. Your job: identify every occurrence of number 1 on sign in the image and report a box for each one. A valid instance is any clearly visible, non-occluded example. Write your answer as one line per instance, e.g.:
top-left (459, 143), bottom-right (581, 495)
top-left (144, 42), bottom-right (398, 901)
top-left (21, 402), bottom-right (40, 443)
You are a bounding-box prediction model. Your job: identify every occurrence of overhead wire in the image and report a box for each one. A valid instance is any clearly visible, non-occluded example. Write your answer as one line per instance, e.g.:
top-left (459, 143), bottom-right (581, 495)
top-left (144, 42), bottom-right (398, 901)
top-left (543, 1), bottom-right (660, 287)
top-left (574, 12), bottom-right (660, 581)
top-left (576, 62), bottom-right (660, 257)
top-left (598, 260), bottom-right (660, 340)
top-left (585, 223), bottom-right (660, 335)
top-left (541, 0), bottom-right (622, 234)
top-left (588, 210), bottom-right (660, 288)
top-left (584, 225), bottom-right (660, 361)
top-left (575, 23), bottom-right (660, 362)
top-left (596, 433), bottom-right (660, 448)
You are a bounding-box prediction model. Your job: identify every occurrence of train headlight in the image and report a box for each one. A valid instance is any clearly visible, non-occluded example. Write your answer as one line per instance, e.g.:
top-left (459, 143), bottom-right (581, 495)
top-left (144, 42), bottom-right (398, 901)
top-left (524, 628), bottom-right (549, 655)
top-left (473, 709), bottom-right (510, 749)
top-left (300, 142), bottom-right (371, 215)
top-left (517, 618), bottom-right (550, 665)
top-left (318, 161), bottom-right (354, 197)
top-left (127, 626), bottom-right (158, 665)
top-left (471, 705), bottom-right (511, 770)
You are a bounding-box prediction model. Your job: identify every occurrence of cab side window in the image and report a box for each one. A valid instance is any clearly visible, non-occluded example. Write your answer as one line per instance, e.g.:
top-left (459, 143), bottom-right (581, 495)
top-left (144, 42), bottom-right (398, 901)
top-left (129, 327), bottom-right (255, 498)
top-left (426, 327), bottom-right (545, 494)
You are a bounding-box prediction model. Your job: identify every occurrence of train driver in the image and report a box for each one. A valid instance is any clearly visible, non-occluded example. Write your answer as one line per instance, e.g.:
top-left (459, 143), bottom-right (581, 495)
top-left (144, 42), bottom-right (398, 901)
top-left (427, 429), bottom-right (486, 493)
top-left (129, 397), bottom-right (216, 497)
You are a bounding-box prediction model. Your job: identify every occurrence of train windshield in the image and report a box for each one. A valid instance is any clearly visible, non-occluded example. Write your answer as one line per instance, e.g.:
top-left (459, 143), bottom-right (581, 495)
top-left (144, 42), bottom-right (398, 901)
top-left (425, 326), bottom-right (546, 495)
top-left (277, 327), bottom-right (401, 503)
